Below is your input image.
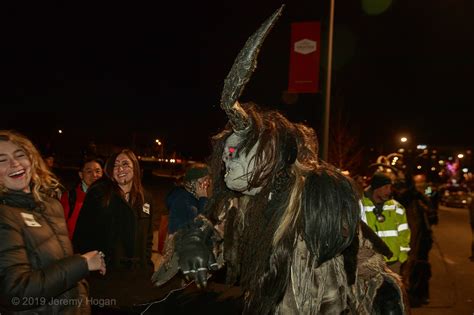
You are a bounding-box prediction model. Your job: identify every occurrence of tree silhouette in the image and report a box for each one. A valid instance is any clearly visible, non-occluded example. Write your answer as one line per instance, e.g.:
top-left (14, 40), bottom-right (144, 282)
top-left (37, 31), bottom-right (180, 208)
top-left (328, 99), bottom-right (363, 174)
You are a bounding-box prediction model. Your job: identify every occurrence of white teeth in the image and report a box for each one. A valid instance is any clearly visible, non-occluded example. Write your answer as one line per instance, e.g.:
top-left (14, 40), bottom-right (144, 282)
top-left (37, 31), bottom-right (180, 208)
top-left (9, 170), bottom-right (25, 177)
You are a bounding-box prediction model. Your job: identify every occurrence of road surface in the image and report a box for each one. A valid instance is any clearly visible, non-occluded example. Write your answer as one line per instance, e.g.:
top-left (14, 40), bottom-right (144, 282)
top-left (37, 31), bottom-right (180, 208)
top-left (412, 205), bottom-right (474, 315)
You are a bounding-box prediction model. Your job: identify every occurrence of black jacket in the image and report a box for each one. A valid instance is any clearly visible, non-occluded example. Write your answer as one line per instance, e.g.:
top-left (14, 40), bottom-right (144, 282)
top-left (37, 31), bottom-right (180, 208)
top-left (167, 186), bottom-right (208, 234)
top-left (0, 191), bottom-right (89, 315)
top-left (73, 178), bottom-right (159, 309)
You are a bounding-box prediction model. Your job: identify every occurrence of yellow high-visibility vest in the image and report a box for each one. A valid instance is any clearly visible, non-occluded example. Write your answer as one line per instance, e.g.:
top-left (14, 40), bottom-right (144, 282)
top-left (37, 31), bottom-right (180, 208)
top-left (361, 196), bottom-right (411, 263)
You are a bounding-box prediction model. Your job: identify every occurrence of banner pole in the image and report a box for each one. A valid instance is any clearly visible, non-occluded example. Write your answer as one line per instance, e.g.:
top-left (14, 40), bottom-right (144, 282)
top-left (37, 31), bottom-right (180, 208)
top-left (322, 0), bottom-right (335, 161)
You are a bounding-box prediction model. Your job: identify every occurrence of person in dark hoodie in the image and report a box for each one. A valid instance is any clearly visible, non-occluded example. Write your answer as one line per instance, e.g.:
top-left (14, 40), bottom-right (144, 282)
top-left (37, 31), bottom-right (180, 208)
top-left (167, 163), bottom-right (210, 235)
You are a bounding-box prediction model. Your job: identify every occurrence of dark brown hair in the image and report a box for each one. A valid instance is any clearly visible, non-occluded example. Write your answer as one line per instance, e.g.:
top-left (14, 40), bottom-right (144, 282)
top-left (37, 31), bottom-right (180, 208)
top-left (103, 149), bottom-right (144, 209)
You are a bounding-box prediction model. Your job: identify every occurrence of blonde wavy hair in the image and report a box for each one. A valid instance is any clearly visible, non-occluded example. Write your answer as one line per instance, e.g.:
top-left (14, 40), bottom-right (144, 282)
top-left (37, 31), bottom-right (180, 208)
top-left (0, 130), bottom-right (62, 201)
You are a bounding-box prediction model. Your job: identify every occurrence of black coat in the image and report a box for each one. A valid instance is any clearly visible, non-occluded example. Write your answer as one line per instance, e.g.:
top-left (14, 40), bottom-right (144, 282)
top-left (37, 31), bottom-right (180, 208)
top-left (73, 178), bottom-right (159, 309)
top-left (0, 192), bottom-right (89, 315)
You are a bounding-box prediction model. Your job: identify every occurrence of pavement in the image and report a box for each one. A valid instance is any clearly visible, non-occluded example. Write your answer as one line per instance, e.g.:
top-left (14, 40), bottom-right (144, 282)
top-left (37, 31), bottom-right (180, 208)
top-left (412, 205), bottom-right (474, 315)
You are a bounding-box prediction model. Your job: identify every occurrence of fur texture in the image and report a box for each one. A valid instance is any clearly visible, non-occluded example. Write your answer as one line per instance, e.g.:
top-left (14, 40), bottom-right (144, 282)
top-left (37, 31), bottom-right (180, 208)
top-left (206, 103), bottom-right (360, 314)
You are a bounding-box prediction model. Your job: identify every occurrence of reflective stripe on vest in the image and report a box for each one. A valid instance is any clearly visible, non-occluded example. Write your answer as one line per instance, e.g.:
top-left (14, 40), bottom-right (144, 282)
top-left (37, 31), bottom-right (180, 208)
top-left (398, 223), bottom-right (409, 231)
top-left (377, 230), bottom-right (398, 237)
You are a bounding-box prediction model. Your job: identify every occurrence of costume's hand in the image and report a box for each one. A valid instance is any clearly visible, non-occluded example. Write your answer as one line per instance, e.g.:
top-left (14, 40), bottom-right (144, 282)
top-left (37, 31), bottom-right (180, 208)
top-left (81, 250), bottom-right (106, 275)
top-left (176, 220), bottom-right (217, 288)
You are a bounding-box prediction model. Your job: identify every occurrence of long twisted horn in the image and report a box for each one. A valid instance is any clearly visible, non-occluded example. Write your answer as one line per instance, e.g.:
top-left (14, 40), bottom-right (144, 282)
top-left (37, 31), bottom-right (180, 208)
top-left (220, 5), bottom-right (285, 131)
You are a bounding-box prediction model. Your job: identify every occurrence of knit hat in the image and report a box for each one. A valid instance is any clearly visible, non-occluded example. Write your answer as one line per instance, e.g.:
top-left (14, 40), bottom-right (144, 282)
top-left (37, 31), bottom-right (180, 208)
top-left (370, 172), bottom-right (392, 190)
top-left (184, 164), bottom-right (209, 182)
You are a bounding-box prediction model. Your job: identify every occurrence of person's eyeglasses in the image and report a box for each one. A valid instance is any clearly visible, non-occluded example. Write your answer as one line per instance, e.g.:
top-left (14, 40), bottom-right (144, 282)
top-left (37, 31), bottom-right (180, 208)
top-left (114, 161), bottom-right (132, 170)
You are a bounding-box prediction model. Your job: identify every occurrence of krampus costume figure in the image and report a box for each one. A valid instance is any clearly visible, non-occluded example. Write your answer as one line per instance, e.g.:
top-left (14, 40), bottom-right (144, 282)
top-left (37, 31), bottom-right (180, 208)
top-left (152, 6), bottom-right (407, 314)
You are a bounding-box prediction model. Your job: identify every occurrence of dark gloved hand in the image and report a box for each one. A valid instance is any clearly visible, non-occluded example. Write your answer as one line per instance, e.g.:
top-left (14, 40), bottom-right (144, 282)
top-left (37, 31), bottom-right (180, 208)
top-left (175, 218), bottom-right (218, 288)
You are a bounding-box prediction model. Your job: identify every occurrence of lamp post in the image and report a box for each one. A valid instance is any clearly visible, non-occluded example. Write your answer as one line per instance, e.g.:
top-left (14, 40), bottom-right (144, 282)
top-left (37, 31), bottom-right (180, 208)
top-left (321, 0), bottom-right (335, 161)
top-left (155, 139), bottom-right (164, 159)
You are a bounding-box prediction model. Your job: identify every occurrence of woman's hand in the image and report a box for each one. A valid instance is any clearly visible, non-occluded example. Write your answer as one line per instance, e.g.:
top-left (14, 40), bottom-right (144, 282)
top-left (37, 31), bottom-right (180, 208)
top-left (81, 250), bottom-right (107, 275)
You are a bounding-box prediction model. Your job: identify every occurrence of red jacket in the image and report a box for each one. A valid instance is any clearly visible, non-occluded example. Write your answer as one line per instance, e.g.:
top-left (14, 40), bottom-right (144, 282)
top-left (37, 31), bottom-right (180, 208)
top-left (60, 184), bottom-right (86, 240)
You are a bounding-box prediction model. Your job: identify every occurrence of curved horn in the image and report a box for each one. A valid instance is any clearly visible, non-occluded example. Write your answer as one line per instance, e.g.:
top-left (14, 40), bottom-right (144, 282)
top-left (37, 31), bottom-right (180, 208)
top-left (220, 5), bottom-right (285, 131)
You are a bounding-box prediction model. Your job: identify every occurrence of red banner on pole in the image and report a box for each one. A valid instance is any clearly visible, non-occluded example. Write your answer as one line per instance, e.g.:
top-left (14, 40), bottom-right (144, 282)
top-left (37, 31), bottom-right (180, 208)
top-left (288, 21), bottom-right (321, 93)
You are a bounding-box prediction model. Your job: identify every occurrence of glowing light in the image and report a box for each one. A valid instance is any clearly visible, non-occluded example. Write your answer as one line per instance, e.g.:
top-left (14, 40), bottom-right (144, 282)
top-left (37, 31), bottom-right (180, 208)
top-left (457, 154), bottom-right (464, 159)
top-left (417, 165), bottom-right (422, 169)
top-left (417, 144), bottom-right (427, 150)
top-left (391, 156), bottom-right (399, 165)
top-left (398, 148), bottom-right (405, 153)
top-left (462, 168), bottom-right (469, 173)
top-left (438, 160), bottom-right (444, 165)
top-left (400, 137), bottom-right (408, 143)
top-left (447, 162), bottom-right (457, 175)
top-left (58, 129), bottom-right (63, 134)
top-left (362, 0), bottom-right (393, 15)
top-left (431, 167), bottom-right (436, 171)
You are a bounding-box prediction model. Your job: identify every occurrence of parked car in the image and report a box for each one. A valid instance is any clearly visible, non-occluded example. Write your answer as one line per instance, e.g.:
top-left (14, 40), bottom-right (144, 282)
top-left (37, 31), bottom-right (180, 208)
top-left (439, 185), bottom-right (472, 208)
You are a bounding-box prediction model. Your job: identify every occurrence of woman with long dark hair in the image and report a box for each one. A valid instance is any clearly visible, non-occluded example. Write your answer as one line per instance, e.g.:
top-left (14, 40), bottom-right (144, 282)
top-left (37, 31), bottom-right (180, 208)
top-left (74, 149), bottom-right (159, 313)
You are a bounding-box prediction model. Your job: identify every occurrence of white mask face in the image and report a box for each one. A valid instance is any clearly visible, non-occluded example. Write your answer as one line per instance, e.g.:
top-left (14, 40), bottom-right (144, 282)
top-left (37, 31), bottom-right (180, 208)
top-left (222, 133), bottom-right (262, 196)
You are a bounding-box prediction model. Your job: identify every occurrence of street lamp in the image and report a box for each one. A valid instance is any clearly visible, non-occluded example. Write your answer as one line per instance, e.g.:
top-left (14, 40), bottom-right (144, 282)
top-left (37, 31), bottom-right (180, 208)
top-left (400, 137), bottom-right (408, 143)
top-left (155, 139), bottom-right (164, 158)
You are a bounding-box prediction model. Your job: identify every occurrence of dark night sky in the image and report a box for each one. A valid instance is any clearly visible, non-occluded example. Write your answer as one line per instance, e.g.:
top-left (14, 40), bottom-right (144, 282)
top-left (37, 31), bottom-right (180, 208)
top-left (1, 1), bottom-right (473, 161)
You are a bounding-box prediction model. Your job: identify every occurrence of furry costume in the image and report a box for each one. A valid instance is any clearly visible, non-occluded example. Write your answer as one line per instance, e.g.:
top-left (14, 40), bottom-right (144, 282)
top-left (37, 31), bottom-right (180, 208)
top-left (152, 6), bottom-right (408, 314)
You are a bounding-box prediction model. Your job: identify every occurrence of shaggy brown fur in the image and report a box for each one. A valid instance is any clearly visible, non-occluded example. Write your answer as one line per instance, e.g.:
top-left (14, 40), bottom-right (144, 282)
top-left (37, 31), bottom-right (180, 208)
top-left (205, 103), bottom-right (360, 314)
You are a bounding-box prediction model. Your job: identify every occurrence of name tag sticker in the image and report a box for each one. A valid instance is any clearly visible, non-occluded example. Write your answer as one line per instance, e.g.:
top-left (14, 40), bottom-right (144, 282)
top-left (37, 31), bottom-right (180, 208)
top-left (142, 203), bottom-right (150, 215)
top-left (21, 212), bottom-right (42, 227)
